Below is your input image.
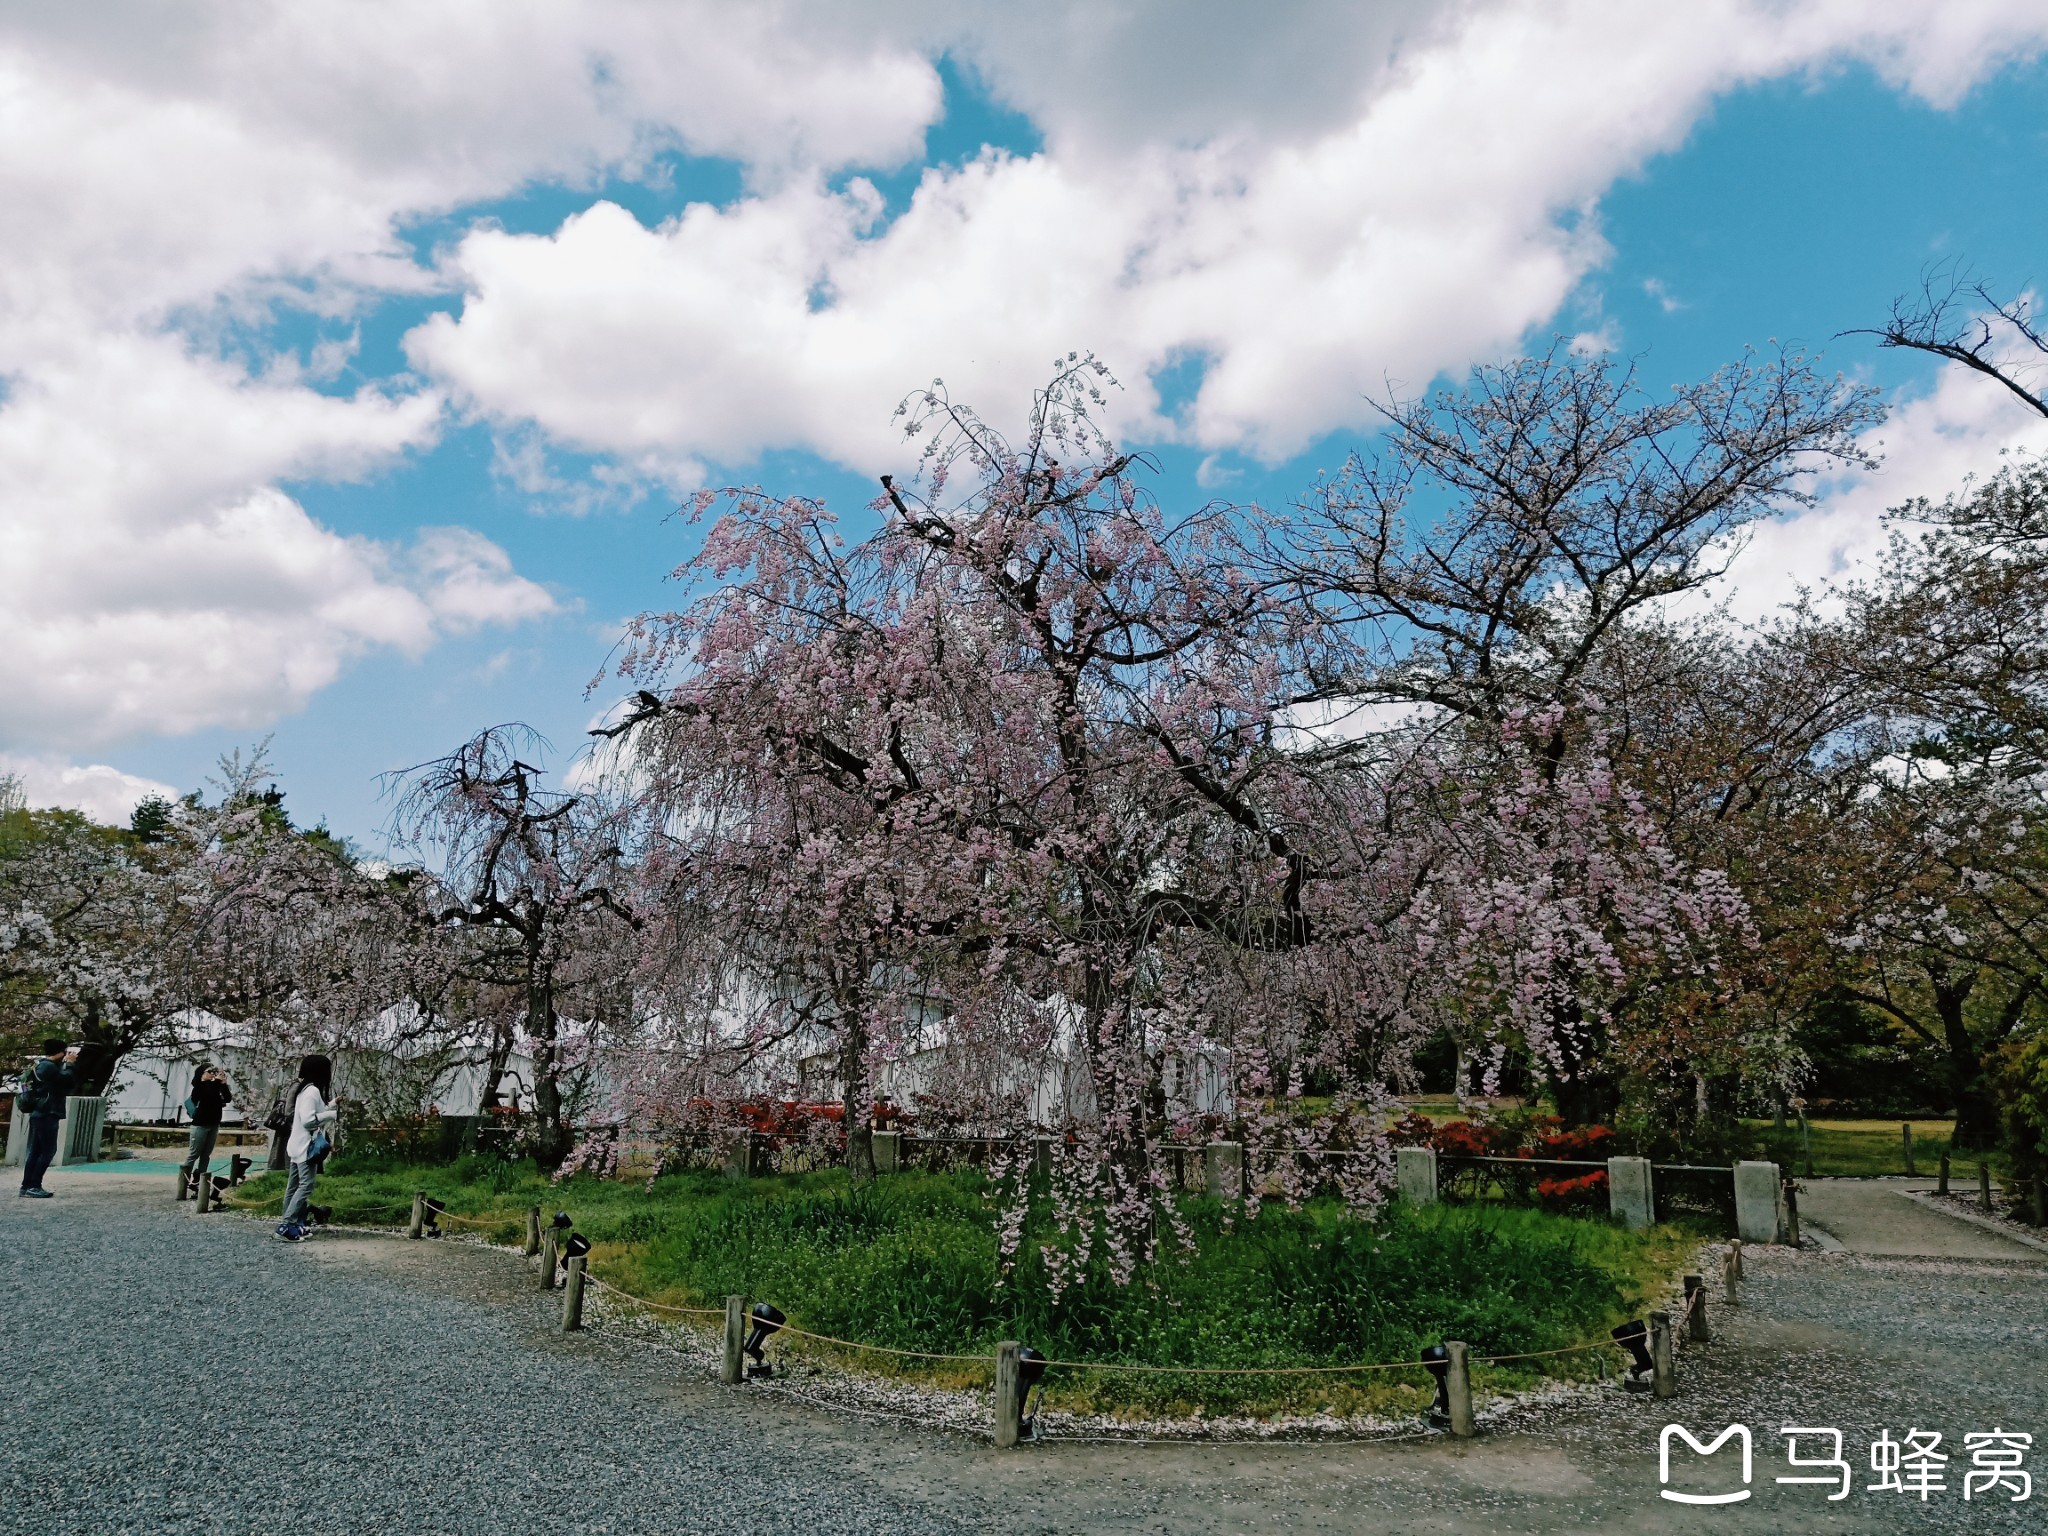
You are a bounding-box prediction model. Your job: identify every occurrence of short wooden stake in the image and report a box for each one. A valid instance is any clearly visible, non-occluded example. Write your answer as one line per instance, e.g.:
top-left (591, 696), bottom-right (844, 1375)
top-left (538, 1229), bottom-right (558, 1291)
top-left (1902, 1122), bottom-right (1916, 1176)
top-left (1979, 1162), bottom-right (1993, 1213)
top-left (722, 1296), bottom-right (746, 1385)
top-left (560, 1256), bottom-right (586, 1332)
top-left (1730, 1238), bottom-right (1743, 1280)
top-left (994, 1340), bottom-right (1023, 1448)
top-left (1937, 1151), bottom-right (1951, 1196)
top-left (407, 1191), bottom-right (425, 1239)
top-left (194, 1171), bottom-right (213, 1214)
top-left (1722, 1249), bottom-right (1738, 1306)
top-left (524, 1205), bottom-right (542, 1256)
top-left (1649, 1311), bottom-right (1675, 1399)
top-left (1445, 1339), bottom-right (1474, 1438)
top-left (1683, 1274), bottom-right (1711, 1342)
top-left (1782, 1179), bottom-right (1801, 1246)
top-left (174, 1166), bottom-right (191, 1202)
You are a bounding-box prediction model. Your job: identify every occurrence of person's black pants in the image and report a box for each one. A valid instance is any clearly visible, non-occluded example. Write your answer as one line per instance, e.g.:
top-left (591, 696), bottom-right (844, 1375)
top-left (20, 1115), bottom-right (60, 1190)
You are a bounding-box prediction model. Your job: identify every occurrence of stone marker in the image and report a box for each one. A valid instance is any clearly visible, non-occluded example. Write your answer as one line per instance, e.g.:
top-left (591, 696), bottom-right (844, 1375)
top-left (1446, 1340), bottom-right (1474, 1439)
top-left (871, 1130), bottom-right (901, 1175)
top-left (1205, 1141), bottom-right (1244, 1204)
top-left (1396, 1145), bottom-right (1439, 1206)
top-left (1606, 1156), bottom-right (1654, 1230)
top-left (1733, 1161), bottom-right (1783, 1244)
top-left (722, 1295), bottom-right (746, 1386)
top-left (994, 1341), bottom-right (1023, 1448)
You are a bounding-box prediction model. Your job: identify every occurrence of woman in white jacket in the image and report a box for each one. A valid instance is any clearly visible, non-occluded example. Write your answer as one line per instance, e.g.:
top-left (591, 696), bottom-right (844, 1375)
top-left (276, 1053), bottom-right (339, 1242)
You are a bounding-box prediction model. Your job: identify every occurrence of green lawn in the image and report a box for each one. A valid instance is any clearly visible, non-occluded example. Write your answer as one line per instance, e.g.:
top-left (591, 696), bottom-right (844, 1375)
top-left (236, 1155), bottom-right (1701, 1418)
top-left (1743, 1117), bottom-right (1984, 1178)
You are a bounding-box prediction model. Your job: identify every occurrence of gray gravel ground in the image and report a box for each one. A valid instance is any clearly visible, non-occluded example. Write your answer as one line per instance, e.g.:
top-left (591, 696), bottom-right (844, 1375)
top-left (5, 1174), bottom-right (2045, 1535)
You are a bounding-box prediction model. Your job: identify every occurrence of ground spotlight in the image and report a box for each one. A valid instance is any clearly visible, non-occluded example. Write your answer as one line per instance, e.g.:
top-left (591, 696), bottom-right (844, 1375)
top-left (228, 1154), bottom-right (253, 1185)
top-left (744, 1302), bottom-right (786, 1379)
top-left (205, 1174), bottom-right (232, 1206)
top-left (306, 1203), bottom-right (333, 1226)
top-left (563, 1231), bottom-right (591, 1262)
top-left (551, 1210), bottom-right (574, 1232)
top-left (1016, 1346), bottom-right (1049, 1440)
top-left (421, 1196), bottom-right (446, 1237)
top-left (1611, 1320), bottom-right (1653, 1392)
top-left (1420, 1343), bottom-right (1452, 1425)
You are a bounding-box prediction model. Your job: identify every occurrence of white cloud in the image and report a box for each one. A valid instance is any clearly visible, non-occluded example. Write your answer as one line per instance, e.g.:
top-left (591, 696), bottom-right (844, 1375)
top-left (0, 754), bottom-right (179, 826)
top-left (4, 0), bottom-right (2046, 761)
top-left (409, 2), bottom-right (2048, 470)
top-left (1707, 363), bottom-right (2048, 624)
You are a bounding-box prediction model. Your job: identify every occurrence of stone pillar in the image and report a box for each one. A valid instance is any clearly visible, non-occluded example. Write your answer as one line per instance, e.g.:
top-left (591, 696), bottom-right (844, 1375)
top-left (1032, 1136), bottom-right (1055, 1179)
top-left (993, 1341), bottom-right (1023, 1448)
top-left (723, 1131), bottom-right (754, 1180)
top-left (560, 1256), bottom-right (587, 1332)
top-left (1396, 1145), bottom-right (1439, 1206)
top-left (871, 1130), bottom-right (901, 1175)
top-left (1733, 1161), bottom-right (1783, 1244)
top-left (722, 1296), bottom-right (746, 1386)
top-left (1607, 1156), bottom-right (1655, 1231)
top-left (1445, 1340), bottom-right (1474, 1438)
top-left (1205, 1141), bottom-right (1244, 1204)
top-left (56, 1097), bottom-right (106, 1166)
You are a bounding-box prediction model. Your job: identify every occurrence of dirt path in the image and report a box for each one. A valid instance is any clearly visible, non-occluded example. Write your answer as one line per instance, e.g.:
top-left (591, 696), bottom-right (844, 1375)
top-left (1796, 1176), bottom-right (2047, 1260)
top-left (7, 1173), bottom-right (2043, 1533)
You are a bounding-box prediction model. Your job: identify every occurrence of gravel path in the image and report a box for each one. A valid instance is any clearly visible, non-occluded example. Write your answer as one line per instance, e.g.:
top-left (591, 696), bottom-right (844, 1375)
top-left (5, 1172), bottom-right (2044, 1534)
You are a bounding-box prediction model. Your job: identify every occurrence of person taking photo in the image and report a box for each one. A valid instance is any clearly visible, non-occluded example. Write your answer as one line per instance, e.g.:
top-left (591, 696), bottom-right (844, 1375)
top-left (178, 1063), bottom-right (235, 1199)
top-left (16, 1039), bottom-right (80, 1199)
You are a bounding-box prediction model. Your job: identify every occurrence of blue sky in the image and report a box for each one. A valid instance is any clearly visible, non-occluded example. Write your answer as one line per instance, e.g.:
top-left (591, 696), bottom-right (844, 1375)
top-left (3, 5), bottom-right (2046, 847)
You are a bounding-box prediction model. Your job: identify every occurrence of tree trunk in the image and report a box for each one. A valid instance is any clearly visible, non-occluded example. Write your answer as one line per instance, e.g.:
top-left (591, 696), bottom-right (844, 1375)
top-left (1931, 967), bottom-right (1998, 1152)
top-left (839, 993), bottom-right (874, 1183)
top-left (528, 944), bottom-right (567, 1169)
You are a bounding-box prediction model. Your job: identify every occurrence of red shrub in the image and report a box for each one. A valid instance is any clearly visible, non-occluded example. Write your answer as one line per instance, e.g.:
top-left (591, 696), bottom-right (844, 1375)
top-left (1534, 1169), bottom-right (1609, 1212)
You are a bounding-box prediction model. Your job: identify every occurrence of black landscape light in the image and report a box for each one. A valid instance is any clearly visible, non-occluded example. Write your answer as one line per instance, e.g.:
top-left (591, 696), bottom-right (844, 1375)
top-left (743, 1302), bottom-right (786, 1379)
top-left (1420, 1343), bottom-right (1452, 1425)
top-left (562, 1231), bottom-right (592, 1262)
top-left (228, 1154), bottom-right (253, 1185)
top-left (1611, 1320), bottom-right (1653, 1392)
top-left (551, 1210), bottom-right (574, 1232)
top-left (307, 1203), bottom-right (333, 1226)
top-left (206, 1174), bottom-right (232, 1206)
top-left (1015, 1347), bottom-right (1049, 1441)
top-left (421, 1196), bottom-right (446, 1237)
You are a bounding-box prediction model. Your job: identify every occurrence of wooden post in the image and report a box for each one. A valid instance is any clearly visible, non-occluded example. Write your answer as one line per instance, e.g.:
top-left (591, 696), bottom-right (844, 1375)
top-left (1649, 1311), bottom-right (1675, 1399)
top-left (524, 1205), bottom-right (542, 1256)
top-left (993, 1341), bottom-right (1023, 1448)
top-left (538, 1229), bottom-right (558, 1291)
top-left (1722, 1249), bottom-right (1738, 1306)
top-left (175, 1166), bottom-right (191, 1202)
top-left (1445, 1340), bottom-right (1474, 1438)
top-left (1937, 1151), bottom-right (1951, 1196)
top-left (1979, 1162), bottom-right (1993, 1213)
top-left (1730, 1238), bottom-right (1743, 1280)
top-left (560, 1256), bottom-right (586, 1332)
top-left (407, 1191), bottom-right (425, 1239)
top-left (722, 1295), bottom-right (746, 1385)
top-left (194, 1170), bottom-right (213, 1214)
top-left (1683, 1274), bottom-right (1711, 1342)
top-left (1901, 1122), bottom-right (1916, 1176)
top-left (1782, 1179), bottom-right (1801, 1246)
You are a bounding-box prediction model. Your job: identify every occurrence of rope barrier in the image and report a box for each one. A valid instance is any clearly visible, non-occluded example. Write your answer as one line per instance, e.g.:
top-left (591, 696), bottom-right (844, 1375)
top-left (579, 1274), bottom-right (725, 1319)
top-left (768, 1321), bottom-right (988, 1364)
top-left (1039, 1356), bottom-right (1423, 1375)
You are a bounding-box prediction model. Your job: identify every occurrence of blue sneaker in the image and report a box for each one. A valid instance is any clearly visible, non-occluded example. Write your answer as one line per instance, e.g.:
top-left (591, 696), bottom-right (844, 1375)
top-left (19, 1188), bottom-right (52, 1199)
top-left (277, 1223), bottom-right (307, 1242)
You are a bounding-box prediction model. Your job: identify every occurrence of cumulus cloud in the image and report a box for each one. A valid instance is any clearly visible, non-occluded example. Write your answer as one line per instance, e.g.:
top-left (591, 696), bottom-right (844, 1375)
top-left (410, 1), bottom-right (2048, 469)
top-left (4, 0), bottom-right (2046, 772)
top-left (0, 754), bottom-right (179, 826)
top-left (1704, 362), bottom-right (2048, 625)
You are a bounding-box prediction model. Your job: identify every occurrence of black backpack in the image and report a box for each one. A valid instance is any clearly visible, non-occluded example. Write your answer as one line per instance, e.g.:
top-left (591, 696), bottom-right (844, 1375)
top-left (15, 1064), bottom-right (52, 1118)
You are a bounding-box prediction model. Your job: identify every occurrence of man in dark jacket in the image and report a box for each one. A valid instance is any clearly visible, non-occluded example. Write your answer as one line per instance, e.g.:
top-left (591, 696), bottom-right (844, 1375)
top-left (179, 1063), bottom-right (235, 1197)
top-left (17, 1039), bottom-right (78, 1198)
